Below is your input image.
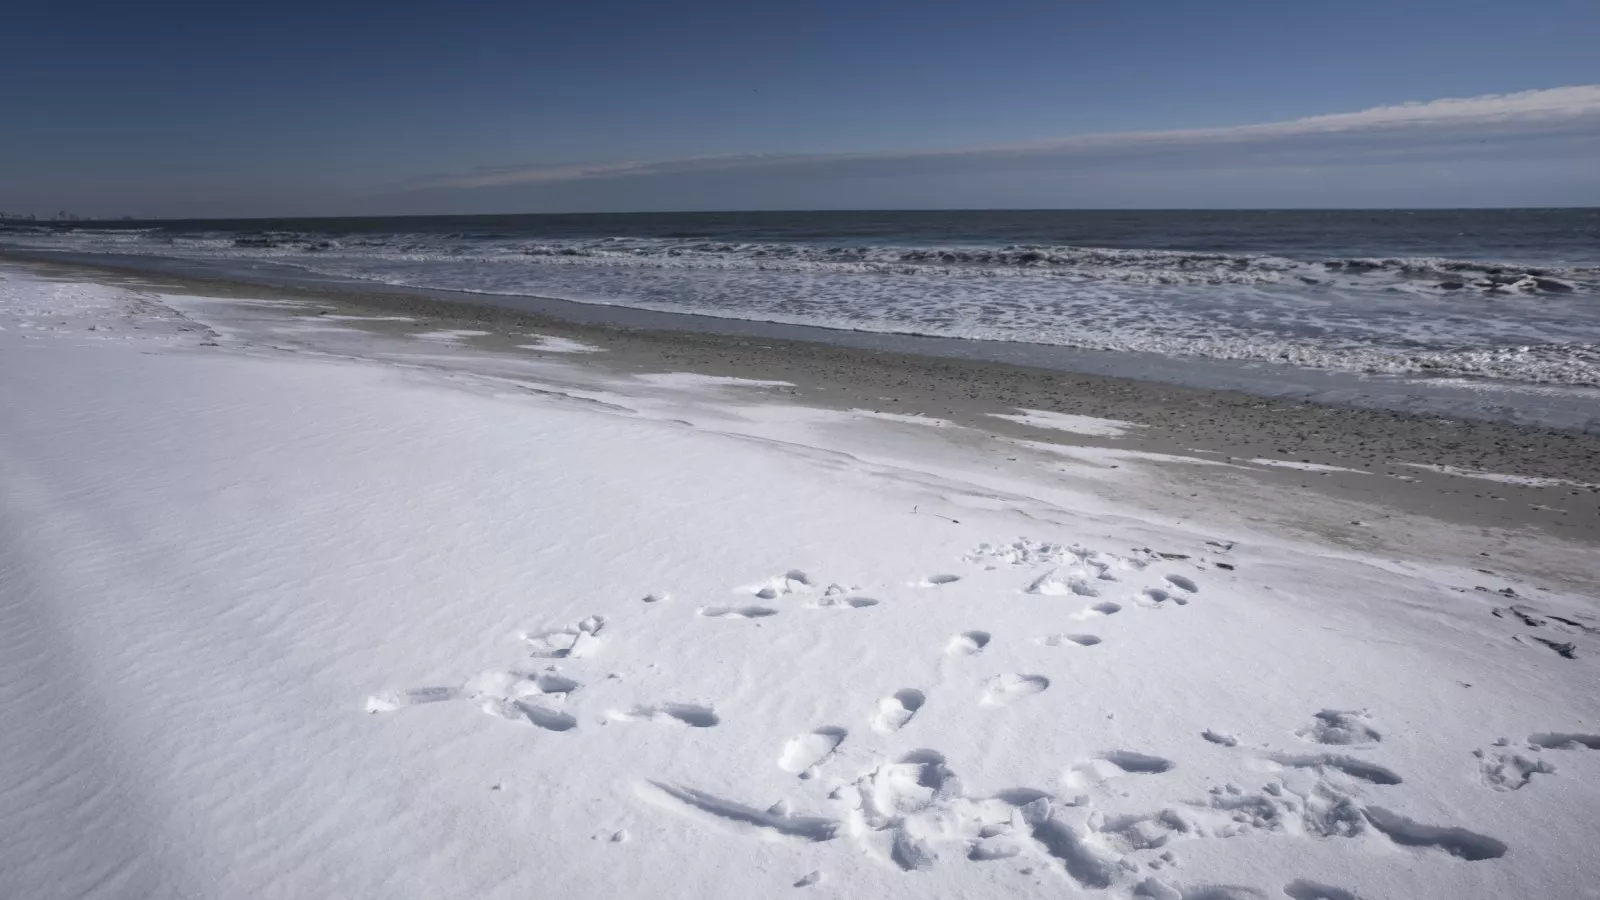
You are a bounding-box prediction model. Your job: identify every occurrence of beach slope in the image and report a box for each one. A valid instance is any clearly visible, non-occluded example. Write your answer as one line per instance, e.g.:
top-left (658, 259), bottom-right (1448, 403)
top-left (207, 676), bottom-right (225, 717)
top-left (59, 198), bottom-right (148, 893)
top-left (2, 264), bottom-right (1597, 900)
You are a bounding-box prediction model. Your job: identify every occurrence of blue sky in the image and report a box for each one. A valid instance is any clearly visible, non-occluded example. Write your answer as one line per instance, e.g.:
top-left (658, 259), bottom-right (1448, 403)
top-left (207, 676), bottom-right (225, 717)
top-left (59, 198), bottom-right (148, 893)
top-left (3, 0), bottom-right (1598, 216)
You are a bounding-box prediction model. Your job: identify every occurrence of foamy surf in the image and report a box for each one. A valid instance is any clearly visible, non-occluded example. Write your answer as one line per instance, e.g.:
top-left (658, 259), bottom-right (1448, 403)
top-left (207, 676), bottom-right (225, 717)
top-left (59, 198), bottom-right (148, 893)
top-left (6, 210), bottom-right (1599, 386)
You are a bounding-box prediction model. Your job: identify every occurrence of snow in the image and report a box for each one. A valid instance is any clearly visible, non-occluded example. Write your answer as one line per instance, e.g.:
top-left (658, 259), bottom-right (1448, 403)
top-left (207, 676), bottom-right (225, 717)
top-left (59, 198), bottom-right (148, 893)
top-left (517, 333), bottom-right (603, 353)
top-left (991, 408), bottom-right (1144, 437)
top-left (1249, 459), bottom-right (1373, 475)
top-left (634, 372), bottom-right (794, 389)
top-left (848, 409), bottom-right (954, 428)
top-left (1014, 439), bottom-right (1244, 469)
top-left (412, 328), bottom-right (491, 341)
top-left (3, 264), bottom-right (1599, 900)
top-left (1399, 462), bottom-right (1600, 490)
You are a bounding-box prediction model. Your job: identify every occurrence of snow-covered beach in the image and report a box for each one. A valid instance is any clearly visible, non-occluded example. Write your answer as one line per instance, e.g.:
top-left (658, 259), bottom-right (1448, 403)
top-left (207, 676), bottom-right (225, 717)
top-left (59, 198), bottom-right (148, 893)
top-left (3, 259), bottom-right (1598, 900)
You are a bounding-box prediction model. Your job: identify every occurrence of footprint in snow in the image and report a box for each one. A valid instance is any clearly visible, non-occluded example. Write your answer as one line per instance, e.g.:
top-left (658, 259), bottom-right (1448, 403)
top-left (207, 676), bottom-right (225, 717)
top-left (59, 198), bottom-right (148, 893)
top-left (523, 615), bottom-right (607, 658)
top-left (1041, 633), bottom-right (1102, 647)
top-left (1268, 752), bottom-right (1402, 785)
top-left (980, 674), bottom-right (1048, 707)
top-left (1062, 750), bottom-right (1174, 788)
top-left (1512, 634), bottom-right (1579, 659)
top-left (1492, 603), bottom-right (1592, 661)
top-left (699, 605), bottom-right (779, 619)
top-left (1283, 879), bottom-right (1366, 900)
top-left (1138, 588), bottom-right (1188, 608)
top-left (365, 686), bottom-right (462, 713)
top-left (871, 689), bottom-right (926, 734)
top-left (609, 702), bottom-right (721, 728)
top-left (945, 630), bottom-right (991, 656)
top-left (1529, 732), bottom-right (1600, 750)
top-left (484, 699), bottom-right (578, 732)
top-left (463, 668), bottom-right (578, 699)
top-left (745, 569), bottom-right (813, 599)
top-left (918, 574), bottom-right (961, 587)
top-left (534, 672), bottom-right (579, 694)
top-left (1297, 709), bottom-right (1381, 745)
top-left (465, 669), bottom-right (585, 732)
top-left (1361, 806), bottom-right (1507, 860)
top-left (1471, 732), bottom-right (1600, 790)
top-left (807, 594), bottom-right (879, 610)
top-left (1025, 568), bottom-right (1101, 597)
top-left (1071, 601), bottom-right (1122, 620)
top-left (367, 668), bottom-right (579, 715)
top-left (779, 727), bottom-right (848, 779)
top-left (640, 782), bottom-right (839, 843)
top-left (1164, 574), bottom-right (1199, 593)
top-left (1475, 748), bottom-right (1554, 791)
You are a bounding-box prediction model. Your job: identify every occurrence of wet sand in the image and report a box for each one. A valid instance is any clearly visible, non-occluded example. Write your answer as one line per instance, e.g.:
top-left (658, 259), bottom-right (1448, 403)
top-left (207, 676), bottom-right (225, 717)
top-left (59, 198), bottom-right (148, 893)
top-left (12, 247), bottom-right (1600, 435)
top-left (8, 251), bottom-right (1599, 554)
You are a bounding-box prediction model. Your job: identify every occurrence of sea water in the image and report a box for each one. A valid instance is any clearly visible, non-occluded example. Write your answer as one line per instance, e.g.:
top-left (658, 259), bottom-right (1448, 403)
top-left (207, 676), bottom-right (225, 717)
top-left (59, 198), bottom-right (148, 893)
top-left (5, 209), bottom-right (1598, 388)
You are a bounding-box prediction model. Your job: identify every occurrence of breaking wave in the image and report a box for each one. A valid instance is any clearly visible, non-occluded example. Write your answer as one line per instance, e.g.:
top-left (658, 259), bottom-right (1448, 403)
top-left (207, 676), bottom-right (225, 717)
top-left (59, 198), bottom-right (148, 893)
top-left (5, 224), bottom-right (1599, 386)
top-left (107, 229), bottom-right (1600, 294)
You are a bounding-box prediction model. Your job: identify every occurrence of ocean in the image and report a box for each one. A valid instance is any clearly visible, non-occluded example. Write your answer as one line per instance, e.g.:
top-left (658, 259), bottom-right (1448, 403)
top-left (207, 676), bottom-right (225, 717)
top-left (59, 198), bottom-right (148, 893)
top-left (4, 209), bottom-right (1598, 387)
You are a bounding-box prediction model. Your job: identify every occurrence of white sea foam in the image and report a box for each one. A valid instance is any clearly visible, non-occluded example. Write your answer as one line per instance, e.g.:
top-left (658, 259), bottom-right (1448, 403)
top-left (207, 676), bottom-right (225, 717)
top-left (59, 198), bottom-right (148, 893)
top-left (9, 228), bottom-right (1600, 387)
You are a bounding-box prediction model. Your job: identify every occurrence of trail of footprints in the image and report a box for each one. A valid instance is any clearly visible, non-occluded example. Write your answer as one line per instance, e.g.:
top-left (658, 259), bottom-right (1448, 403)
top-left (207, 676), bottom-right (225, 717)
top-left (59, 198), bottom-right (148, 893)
top-left (1491, 601), bottom-right (1594, 660)
top-left (366, 536), bottom-right (1591, 895)
top-left (650, 705), bottom-right (1515, 897)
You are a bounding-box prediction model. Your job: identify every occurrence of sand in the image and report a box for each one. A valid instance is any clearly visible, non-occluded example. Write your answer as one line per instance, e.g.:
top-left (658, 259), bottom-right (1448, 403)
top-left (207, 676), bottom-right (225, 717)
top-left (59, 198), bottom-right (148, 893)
top-left (6, 250), bottom-right (1597, 556)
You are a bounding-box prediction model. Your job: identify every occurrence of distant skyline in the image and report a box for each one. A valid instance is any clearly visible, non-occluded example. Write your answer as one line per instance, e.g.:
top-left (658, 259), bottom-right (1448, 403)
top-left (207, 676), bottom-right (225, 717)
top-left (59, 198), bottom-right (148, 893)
top-left (4, 0), bottom-right (1599, 217)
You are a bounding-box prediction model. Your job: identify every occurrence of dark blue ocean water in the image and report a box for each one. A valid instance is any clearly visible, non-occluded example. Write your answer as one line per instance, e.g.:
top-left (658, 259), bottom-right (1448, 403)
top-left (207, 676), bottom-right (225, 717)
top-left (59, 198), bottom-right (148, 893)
top-left (11, 208), bottom-right (1600, 262)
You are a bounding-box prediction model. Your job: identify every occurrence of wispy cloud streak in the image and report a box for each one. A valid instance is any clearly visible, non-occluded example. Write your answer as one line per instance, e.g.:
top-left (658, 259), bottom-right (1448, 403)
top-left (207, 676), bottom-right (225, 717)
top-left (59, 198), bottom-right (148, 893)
top-left (398, 86), bottom-right (1600, 194)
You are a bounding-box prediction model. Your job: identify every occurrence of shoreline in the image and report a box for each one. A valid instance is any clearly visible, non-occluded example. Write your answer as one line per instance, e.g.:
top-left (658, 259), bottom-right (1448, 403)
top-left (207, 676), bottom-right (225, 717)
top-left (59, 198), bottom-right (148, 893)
top-left (6, 251), bottom-right (1599, 549)
top-left (7, 246), bottom-right (1600, 436)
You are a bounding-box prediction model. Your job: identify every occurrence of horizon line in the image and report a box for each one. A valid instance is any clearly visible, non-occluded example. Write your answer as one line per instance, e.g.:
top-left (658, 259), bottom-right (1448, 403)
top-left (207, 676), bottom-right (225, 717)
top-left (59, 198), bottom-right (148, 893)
top-left (5, 205), bottom-right (1599, 225)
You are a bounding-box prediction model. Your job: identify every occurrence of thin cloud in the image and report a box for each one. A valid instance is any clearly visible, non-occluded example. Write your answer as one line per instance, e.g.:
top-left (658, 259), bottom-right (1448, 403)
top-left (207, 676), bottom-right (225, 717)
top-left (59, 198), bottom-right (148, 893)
top-left (395, 85), bottom-right (1600, 194)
